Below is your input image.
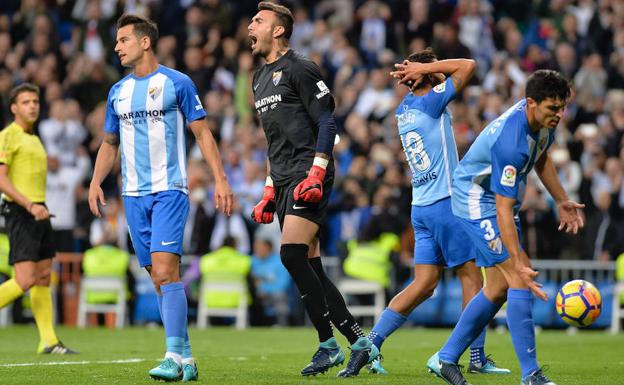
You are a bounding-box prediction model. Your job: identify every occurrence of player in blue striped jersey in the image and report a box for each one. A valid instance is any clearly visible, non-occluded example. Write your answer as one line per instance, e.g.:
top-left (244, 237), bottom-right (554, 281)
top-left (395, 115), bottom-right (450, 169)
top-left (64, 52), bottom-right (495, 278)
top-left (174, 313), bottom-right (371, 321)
top-left (88, 14), bottom-right (233, 382)
top-left (359, 49), bottom-right (508, 377)
top-left (427, 71), bottom-right (584, 385)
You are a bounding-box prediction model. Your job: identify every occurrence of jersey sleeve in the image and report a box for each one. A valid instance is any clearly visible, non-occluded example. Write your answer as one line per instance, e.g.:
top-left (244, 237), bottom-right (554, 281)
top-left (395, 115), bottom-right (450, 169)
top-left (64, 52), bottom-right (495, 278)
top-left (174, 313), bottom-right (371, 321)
top-left (490, 124), bottom-right (528, 200)
top-left (104, 85), bottom-right (120, 135)
top-left (420, 77), bottom-right (456, 118)
top-left (0, 130), bottom-right (16, 165)
top-left (291, 59), bottom-right (337, 155)
top-left (174, 75), bottom-right (206, 123)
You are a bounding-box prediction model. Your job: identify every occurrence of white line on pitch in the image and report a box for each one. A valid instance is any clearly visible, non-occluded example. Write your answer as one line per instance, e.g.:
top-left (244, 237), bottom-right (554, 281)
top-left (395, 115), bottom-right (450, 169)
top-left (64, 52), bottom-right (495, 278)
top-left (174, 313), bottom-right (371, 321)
top-left (0, 358), bottom-right (149, 367)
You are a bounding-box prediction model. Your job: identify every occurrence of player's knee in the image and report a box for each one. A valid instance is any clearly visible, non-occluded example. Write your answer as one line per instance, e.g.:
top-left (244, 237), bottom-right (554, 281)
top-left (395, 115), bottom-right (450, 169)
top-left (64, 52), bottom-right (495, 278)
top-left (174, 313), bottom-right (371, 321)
top-left (150, 265), bottom-right (178, 287)
top-left (483, 284), bottom-right (507, 304)
top-left (15, 272), bottom-right (36, 291)
top-left (280, 244), bottom-right (309, 271)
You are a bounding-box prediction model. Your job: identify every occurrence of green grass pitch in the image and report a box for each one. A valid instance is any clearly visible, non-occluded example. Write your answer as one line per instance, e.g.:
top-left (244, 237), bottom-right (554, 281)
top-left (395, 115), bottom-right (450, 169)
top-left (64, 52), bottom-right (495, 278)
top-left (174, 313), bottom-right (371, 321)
top-left (0, 325), bottom-right (623, 384)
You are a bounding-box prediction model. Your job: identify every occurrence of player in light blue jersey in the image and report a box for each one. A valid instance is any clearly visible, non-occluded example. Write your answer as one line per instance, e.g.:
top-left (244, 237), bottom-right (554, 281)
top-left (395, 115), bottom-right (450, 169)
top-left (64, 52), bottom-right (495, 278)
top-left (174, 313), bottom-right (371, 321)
top-left (88, 14), bottom-right (233, 382)
top-left (427, 70), bottom-right (584, 385)
top-left (351, 49), bottom-right (508, 377)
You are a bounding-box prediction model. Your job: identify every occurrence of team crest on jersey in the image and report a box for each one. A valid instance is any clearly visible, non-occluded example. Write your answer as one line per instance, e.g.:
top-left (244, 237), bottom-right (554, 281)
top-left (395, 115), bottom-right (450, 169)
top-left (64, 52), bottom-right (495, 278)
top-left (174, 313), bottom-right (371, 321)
top-left (488, 237), bottom-right (503, 254)
top-left (149, 86), bottom-right (162, 100)
top-left (500, 165), bottom-right (517, 187)
top-left (433, 82), bottom-right (446, 93)
top-left (272, 70), bottom-right (282, 86)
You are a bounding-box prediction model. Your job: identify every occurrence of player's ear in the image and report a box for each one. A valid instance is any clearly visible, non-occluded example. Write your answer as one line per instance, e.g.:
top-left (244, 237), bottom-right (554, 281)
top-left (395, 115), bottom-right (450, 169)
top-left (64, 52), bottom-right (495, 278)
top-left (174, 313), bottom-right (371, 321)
top-left (140, 35), bottom-right (151, 51)
top-left (9, 103), bottom-right (16, 115)
top-left (272, 25), bottom-right (285, 39)
top-left (526, 96), bottom-right (537, 109)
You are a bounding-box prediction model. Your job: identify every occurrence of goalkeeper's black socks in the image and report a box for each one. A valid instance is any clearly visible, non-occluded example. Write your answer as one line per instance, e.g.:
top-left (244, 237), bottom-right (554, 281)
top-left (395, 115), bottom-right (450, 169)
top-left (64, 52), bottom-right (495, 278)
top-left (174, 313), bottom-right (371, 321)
top-left (280, 244), bottom-right (333, 342)
top-left (309, 256), bottom-right (365, 344)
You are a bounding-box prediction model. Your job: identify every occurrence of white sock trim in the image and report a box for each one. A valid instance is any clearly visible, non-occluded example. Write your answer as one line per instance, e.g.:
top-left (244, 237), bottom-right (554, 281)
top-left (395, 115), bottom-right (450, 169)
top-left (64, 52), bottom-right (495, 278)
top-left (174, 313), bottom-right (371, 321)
top-left (164, 352), bottom-right (182, 365)
top-left (181, 357), bottom-right (195, 365)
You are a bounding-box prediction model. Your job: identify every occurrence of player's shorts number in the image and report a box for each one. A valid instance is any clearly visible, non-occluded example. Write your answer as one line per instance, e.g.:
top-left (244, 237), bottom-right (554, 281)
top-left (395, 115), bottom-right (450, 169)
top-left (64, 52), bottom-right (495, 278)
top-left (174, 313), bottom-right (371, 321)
top-left (402, 131), bottom-right (431, 172)
top-left (480, 219), bottom-right (496, 241)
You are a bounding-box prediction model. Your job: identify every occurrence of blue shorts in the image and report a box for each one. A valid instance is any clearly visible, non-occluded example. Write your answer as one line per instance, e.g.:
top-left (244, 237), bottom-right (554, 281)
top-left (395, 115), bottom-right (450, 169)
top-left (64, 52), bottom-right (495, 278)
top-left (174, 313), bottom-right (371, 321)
top-left (457, 215), bottom-right (522, 267)
top-left (411, 197), bottom-right (476, 268)
top-left (123, 190), bottom-right (189, 267)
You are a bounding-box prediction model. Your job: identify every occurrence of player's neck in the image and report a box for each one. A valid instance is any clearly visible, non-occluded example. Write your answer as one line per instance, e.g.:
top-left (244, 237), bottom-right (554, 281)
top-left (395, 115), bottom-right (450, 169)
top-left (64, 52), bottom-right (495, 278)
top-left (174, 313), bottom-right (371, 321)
top-left (132, 53), bottom-right (159, 78)
top-left (14, 118), bottom-right (34, 134)
top-left (525, 109), bottom-right (542, 132)
top-left (265, 43), bottom-right (289, 64)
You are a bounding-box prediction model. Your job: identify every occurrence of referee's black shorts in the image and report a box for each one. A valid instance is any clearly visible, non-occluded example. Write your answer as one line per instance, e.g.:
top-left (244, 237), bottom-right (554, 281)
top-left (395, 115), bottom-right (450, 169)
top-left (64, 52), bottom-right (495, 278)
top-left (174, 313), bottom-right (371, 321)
top-left (3, 202), bottom-right (56, 265)
top-left (274, 173), bottom-right (334, 231)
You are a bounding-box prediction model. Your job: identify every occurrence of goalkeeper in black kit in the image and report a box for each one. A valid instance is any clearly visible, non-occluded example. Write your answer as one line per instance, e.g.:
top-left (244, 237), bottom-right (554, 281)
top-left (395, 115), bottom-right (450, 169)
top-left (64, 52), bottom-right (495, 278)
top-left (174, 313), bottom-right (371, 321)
top-left (247, 1), bottom-right (378, 377)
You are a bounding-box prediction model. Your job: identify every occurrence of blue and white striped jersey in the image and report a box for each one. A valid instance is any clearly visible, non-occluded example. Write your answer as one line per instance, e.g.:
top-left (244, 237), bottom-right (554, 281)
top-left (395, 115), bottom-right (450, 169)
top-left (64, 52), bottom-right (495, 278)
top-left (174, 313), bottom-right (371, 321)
top-left (104, 65), bottom-right (206, 196)
top-left (396, 77), bottom-right (458, 206)
top-left (451, 99), bottom-right (555, 220)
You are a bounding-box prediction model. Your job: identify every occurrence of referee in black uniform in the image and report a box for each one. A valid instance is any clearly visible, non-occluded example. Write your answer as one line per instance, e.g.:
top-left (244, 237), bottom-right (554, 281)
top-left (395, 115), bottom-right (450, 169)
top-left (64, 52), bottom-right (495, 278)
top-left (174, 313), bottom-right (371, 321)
top-left (248, 2), bottom-right (376, 377)
top-left (0, 83), bottom-right (76, 354)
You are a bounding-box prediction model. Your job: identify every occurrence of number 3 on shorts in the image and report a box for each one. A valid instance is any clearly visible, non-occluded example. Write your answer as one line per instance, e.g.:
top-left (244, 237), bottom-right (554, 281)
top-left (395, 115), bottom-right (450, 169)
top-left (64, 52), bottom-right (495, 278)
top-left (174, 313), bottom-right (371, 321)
top-left (480, 219), bottom-right (496, 241)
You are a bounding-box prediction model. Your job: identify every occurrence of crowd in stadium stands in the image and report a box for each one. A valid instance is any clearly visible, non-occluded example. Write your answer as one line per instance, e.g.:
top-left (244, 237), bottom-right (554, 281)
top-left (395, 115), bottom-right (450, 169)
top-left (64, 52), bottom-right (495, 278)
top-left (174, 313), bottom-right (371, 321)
top-left (1, 0), bottom-right (624, 322)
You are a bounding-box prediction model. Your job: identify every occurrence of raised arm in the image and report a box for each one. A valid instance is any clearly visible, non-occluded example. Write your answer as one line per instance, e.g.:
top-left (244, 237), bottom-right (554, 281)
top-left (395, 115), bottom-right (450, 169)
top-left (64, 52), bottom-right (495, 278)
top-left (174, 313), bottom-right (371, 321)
top-left (391, 58), bottom-right (476, 93)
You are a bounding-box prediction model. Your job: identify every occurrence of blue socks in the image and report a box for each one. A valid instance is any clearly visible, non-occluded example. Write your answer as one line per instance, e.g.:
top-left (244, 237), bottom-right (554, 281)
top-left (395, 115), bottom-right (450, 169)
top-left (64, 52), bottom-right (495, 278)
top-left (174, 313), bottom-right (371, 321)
top-left (159, 282), bottom-right (190, 357)
top-left (368, 308), bottom-right (407, 350)
top-left (507, 288), bottom-right (539, 378)
top-left (469, 329), bottom-right (486, 366)
top-left (439, 290), bottom-right (501, 363)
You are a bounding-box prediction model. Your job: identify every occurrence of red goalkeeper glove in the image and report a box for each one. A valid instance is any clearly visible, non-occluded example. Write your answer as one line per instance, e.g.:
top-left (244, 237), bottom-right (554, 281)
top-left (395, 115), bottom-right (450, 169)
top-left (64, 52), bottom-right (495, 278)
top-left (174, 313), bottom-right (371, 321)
top-left (251, 177), bottom-right (276, 224)
top-left (293, 157), bottom-right (328, 203)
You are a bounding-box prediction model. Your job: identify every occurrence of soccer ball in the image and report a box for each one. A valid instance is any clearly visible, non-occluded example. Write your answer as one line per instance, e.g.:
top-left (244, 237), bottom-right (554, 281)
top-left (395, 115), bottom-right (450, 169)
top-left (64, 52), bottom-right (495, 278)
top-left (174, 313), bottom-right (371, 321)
top-left (555, 280), bottom-right (602, 327)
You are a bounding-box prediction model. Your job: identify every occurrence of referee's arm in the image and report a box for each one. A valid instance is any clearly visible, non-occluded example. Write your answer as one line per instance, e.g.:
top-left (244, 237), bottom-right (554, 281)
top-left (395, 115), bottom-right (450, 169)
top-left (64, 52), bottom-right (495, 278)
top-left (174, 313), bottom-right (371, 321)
top-left (0, 164), bottom-right (31, 209)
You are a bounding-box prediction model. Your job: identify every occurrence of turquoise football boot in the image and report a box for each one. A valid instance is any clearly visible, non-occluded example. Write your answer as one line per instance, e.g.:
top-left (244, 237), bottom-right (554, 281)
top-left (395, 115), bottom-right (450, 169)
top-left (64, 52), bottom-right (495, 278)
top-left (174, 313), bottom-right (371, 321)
top-left (148, 358), bottom-right (182, 381)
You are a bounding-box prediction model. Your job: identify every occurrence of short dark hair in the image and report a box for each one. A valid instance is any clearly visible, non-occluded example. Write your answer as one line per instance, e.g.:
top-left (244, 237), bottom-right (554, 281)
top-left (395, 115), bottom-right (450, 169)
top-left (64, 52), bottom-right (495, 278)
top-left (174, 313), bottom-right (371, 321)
top-left (406, 47), bottom-right (439, 89)
top-left (258, 1), bottom-right (294, 40)
top-left (9, 83), bottom-right (40, 105)
top-left (525, 70), bottom-right (571, 103)
top-left (116, 14), bottom-right (159, 50)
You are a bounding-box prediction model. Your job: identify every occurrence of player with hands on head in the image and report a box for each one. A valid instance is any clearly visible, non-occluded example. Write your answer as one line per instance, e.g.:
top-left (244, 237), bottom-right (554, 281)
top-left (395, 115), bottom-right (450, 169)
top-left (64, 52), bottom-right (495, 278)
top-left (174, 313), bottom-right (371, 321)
top-left (88, 13), bottom-right (233, 382)
top-left (248, 1), bottom-right (374, 377)
top-left (426, 70), bottom-right (583, 385)
top-left (356, 49), bottom-right (509, 378)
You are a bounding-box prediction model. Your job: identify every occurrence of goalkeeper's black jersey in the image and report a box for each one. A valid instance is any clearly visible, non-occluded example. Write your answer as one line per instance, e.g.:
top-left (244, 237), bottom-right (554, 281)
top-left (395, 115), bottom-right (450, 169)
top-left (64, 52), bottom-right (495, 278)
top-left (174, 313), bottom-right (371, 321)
top-left (252, 49), bottom-right (335, 186)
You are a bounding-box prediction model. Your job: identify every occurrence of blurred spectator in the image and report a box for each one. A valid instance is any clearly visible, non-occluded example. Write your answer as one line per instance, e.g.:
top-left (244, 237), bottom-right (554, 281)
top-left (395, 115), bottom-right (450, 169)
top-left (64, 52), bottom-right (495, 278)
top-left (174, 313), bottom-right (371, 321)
top-left (46, 151), bottom-right (91, 252)
top-left (250, 237), bottom-right (291, 326)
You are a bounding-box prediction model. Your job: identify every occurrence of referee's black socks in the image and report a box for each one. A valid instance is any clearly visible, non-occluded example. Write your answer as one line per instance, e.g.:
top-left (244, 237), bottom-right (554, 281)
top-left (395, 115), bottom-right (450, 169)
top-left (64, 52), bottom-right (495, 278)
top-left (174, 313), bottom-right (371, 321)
top-left (309, 256), bottom-right (365, 345)
top-left (280, 244), bottom-right (333, 342)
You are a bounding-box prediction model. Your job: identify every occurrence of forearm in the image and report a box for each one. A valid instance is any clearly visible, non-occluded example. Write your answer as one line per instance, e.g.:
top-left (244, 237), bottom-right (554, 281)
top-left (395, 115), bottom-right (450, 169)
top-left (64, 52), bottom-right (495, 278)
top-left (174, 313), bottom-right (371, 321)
top-left (90, 142), bottom-right (118, 186)
top-left (0, 175), bottom-right (34, 209)
top-left (195, 127), bottom-right (227, 182)
top-left (419, 59), bottom-right (474, 76)
top-left (535, 154), bottom-right (568, 203)
top-left (496, 205), bottom-right (523, 263)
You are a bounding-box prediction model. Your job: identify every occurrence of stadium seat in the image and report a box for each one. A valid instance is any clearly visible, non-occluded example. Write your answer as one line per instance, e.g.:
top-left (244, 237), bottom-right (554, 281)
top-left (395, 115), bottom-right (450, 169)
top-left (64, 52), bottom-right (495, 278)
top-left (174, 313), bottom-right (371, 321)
top-left (337, 278), bottom-right (385, 323)
top-left (197, 246), bottom-right (251, 330)
top-left (77, 246), bottom-right (129, 328)
top-left (611, 254), bottom-right (624, 333)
